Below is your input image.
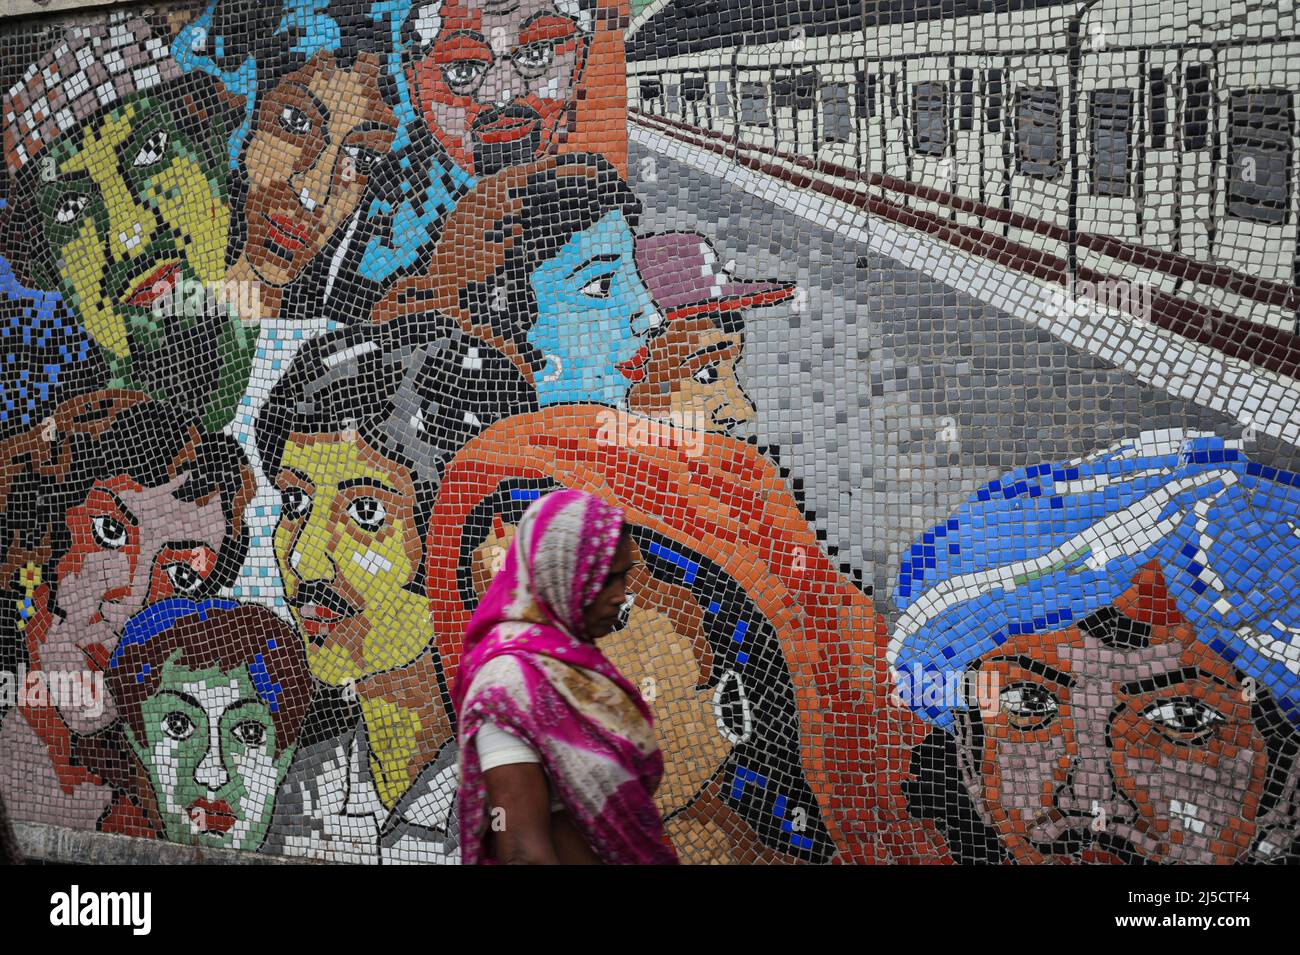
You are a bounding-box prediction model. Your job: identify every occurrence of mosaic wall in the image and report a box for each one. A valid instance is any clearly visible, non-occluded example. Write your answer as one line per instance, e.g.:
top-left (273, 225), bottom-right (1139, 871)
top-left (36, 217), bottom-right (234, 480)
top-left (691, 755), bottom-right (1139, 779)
top-left (1, 0), bottom-right (1299, 864)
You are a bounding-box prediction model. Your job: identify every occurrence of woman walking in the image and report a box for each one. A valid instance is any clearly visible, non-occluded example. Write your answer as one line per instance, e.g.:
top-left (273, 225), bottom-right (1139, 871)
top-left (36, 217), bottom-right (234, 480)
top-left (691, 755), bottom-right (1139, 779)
top-left (453, 489), bottom-right (678, 865)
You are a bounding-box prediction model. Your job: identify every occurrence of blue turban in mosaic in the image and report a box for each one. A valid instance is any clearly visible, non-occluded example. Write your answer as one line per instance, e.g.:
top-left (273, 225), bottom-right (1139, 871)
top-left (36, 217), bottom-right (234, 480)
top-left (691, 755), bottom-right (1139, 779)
top-left (890, 430), bottom-right (1300, 732)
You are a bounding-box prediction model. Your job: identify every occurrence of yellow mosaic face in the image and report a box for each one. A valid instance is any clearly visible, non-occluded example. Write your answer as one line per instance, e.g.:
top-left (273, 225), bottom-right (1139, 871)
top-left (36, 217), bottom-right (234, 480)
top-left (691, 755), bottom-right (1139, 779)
top-left (273, 433), bottom-right (429, 685)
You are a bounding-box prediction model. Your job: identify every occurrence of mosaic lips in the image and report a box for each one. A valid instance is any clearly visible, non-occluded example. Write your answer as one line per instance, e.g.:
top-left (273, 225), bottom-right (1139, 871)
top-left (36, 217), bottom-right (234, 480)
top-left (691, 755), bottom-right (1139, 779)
top-left (475, 113), bottom-right (539, 145)
top-left (262, 213), bottom-right (311, 255)
top-left (472, 104), bottom-right (542, 147)
top-left (120, 259), bottom-right (183, 308)
top-left (289, 581), bottom-right (360, 645)
top-left (616, 345), bottom-right (650, 382)
top-left (188, 797), bottom-right (236, 835)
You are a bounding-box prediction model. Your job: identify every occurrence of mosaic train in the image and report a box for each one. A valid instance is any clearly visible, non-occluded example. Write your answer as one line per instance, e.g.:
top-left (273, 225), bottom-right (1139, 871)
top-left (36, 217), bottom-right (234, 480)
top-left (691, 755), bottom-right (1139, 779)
top-left (0, 0), bottom-right (1297, 864)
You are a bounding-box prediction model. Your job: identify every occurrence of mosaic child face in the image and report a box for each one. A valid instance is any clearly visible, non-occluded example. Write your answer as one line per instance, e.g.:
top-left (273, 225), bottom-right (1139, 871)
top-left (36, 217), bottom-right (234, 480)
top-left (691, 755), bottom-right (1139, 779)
top-left (626, 319), bottom-right (754, 433)
top-left (409, 0), bottom-right (588, 176)
top-left (36, 472), bottom-right (229, 734)
top-left (527, 210), bottom-right (660, 406)
top-left (243, 51), bottom-right (398, 287)
top-left (129, 658), bottom-right (293, 851)
top-left (957, 600), bottom-right (1270, 864)
top-left (274, 432), bottom-right (429, 685)
top-left (33, 95), bottom-right (228, 363)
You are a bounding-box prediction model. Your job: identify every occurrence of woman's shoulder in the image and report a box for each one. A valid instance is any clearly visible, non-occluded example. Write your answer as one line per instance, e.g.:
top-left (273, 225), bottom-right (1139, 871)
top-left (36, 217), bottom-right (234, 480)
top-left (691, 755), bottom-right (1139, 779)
top-left (531, 656), bottom-right (656, 753)
top-left (465, 654), bottom-right (529, 699)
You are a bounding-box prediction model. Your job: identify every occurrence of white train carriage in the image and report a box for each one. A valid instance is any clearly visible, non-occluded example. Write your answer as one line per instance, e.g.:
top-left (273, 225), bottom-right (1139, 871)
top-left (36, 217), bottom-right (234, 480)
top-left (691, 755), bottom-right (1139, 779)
top-left (732, 37), bottom-right (800, 156)
top-left (631, 49), bottom-right (733, 138)
top-left (1078, 0), bottom-right (1300, 330)
top-left (842, 4), bottom-right (1075, 241)
top-left (629, 0), bottom-right (1300, 333)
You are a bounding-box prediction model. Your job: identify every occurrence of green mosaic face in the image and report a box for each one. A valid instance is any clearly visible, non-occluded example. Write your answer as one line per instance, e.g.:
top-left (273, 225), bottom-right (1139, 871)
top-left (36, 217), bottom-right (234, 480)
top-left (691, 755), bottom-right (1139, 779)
top-left (127, 655), bottom-right (294, 852)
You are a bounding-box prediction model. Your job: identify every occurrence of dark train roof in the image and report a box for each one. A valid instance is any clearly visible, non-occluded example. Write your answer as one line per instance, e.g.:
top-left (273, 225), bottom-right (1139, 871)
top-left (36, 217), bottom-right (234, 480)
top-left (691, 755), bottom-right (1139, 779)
top-left (629, 0), bottom-right (1078, 60)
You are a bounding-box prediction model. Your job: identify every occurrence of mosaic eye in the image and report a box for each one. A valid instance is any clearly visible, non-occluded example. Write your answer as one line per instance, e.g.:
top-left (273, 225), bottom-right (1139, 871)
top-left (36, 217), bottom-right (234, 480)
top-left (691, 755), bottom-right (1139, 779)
top-left (52, 194), bottom-right (89, 224)
top-left (90, 514), bottom-right (128, 549)
top-left (280, 486), bottom-right (310, 521)
top-left (164, 561), bottom-right (205, 595)
top-left (232, 721), bottom-right (267, 747)
top-left (132, 130), bottom-right (168, 167)
top-left (442, 60), bottom-right (487, 92)
top-left (579, 274), bottom-right (613, 298)
top-left (162, 712), bottom-right (195, 742)
top-left (1000, 683), bottom-right (1059, 728)
top-left (279, 105), bottom-right (312, 136)
top-left (1140, 698), bottom-right (1225, 742)
top-left (347, 497), bottom-right (387, 532)
top-left (514, 41), bottom-right (555, 73)
top-left (692, 363), bottom-right (720, 385)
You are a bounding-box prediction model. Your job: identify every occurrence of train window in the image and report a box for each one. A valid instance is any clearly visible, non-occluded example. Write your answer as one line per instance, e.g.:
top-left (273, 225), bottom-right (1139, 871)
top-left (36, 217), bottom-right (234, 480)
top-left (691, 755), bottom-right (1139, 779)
top-left (987, 69), bottom-right (1004, 135)
top-left (959, 69), bottom-right (975, 131)
top-left (890, 74), bottom-right (899, 116)
top-left (666, 83), bottom-right (681, 117)
top-left (912, 82), bottom-right (950, 157)
top-left (640, 80), bottom-right (663, 104)
top-left (683, 77), bottom-right (707, 103)
top-left (1228, 88), bottom-right (1293, 225)
top-left (856, 71), bottom-right (877, 120)
top-left (1150, 67), bottom-right (1168, 148)
top-left (1183, 64), bottom-right (1211, 151)
top-left (795, 72), bottom-right (816, 112)
top-left (1015, 87), bottom-right (1063, 179)
top-left (822, 84), bottom-right (853, 144)
top-left (740, 82), bottom-right (770, 127)
top-left (772, 76), bottom-right (795, 109)
top-left (1090, 89), bottom-right (1133, 197)
top-left (714, 80), bottom-right (731, 120)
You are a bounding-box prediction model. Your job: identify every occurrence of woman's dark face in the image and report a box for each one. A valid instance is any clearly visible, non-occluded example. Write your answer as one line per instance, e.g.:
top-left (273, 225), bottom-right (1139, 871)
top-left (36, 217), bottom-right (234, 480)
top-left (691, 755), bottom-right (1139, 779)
top-left (582, 534), bottom-right (634, 638)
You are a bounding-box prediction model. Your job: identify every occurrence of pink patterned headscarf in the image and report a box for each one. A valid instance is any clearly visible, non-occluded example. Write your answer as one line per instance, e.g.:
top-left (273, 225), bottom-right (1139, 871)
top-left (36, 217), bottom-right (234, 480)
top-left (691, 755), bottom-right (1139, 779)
top-left (452, 489), bottom-right (677, 864)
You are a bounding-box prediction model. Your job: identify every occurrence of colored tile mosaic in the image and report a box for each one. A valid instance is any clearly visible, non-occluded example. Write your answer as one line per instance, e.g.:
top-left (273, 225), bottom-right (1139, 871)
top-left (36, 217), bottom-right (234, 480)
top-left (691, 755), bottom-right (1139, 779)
top-left (0, 0), bottom-right (1298, 864)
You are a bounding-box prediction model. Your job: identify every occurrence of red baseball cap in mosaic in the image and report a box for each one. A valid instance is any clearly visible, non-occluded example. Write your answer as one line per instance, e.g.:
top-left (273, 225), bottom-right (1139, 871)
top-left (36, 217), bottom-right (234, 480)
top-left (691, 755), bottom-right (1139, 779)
top-left (634, 231), bottom-right (796, 322)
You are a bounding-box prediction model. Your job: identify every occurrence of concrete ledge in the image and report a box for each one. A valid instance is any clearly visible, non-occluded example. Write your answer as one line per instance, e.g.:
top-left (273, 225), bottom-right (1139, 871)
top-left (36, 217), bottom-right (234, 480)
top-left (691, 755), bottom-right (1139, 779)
top-left (0, 0), bottom-right (154, 23)
top-left (14, 821), bottom-right (329, 865)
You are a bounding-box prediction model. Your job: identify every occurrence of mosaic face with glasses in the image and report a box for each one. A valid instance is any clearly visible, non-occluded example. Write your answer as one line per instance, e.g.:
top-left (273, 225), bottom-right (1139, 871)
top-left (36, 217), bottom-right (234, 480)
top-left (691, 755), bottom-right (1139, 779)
top-left (408, 0), bottom-right (591, 176)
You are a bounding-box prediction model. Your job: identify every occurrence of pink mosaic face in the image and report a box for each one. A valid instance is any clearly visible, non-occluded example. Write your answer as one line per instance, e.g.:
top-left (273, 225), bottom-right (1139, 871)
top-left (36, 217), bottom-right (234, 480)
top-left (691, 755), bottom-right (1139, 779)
top-left (37, 473), bottom-right (228, 733)
top-left (957, 589), bottom-right (1270, 864)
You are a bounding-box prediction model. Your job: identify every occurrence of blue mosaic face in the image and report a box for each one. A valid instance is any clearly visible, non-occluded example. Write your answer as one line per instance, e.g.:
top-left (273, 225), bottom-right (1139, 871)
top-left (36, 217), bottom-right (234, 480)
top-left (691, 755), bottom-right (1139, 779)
top-left (527, 210), bottom-right (659, 406)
